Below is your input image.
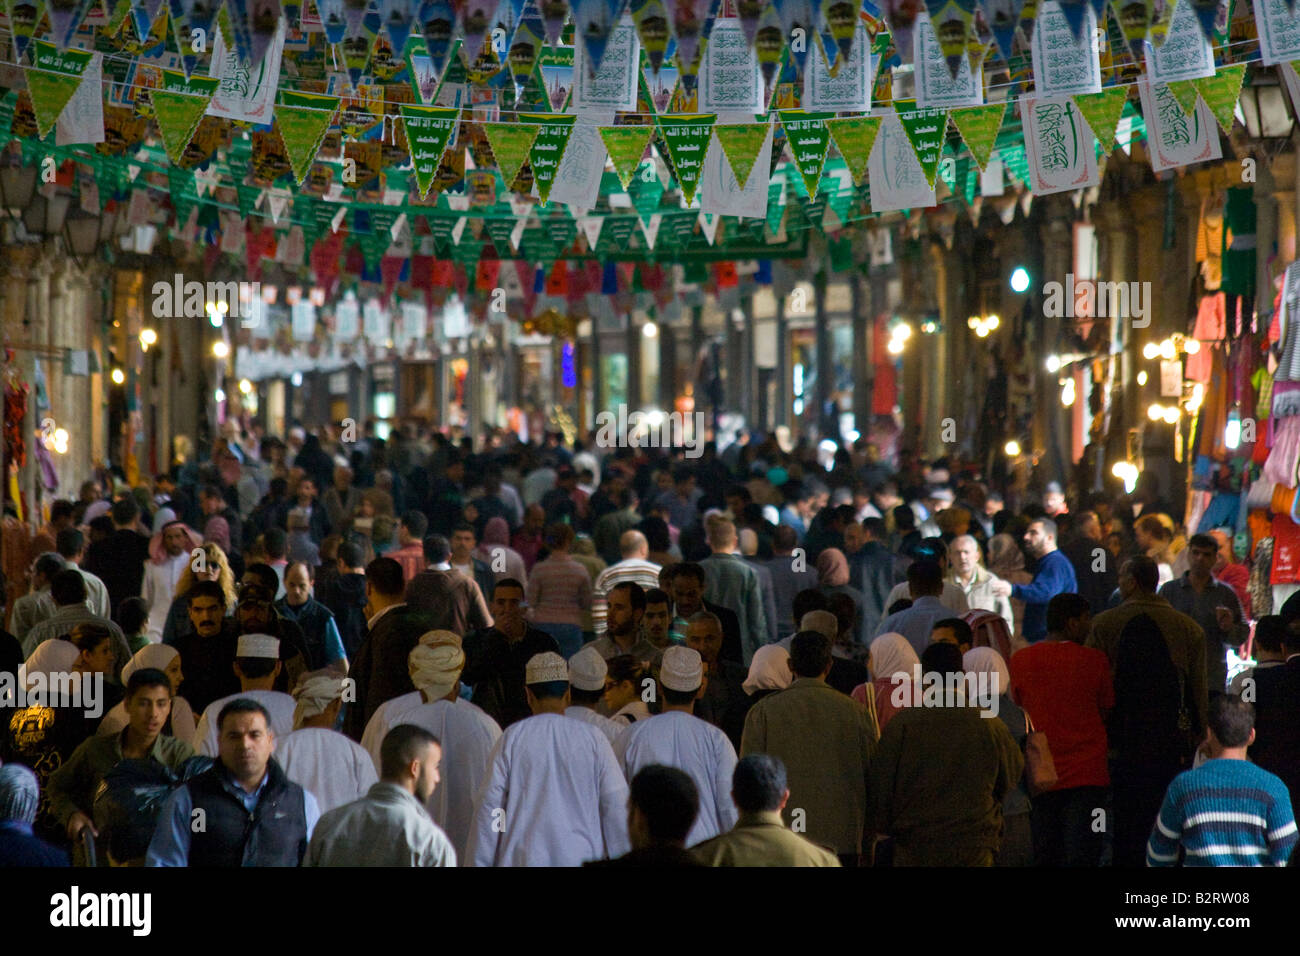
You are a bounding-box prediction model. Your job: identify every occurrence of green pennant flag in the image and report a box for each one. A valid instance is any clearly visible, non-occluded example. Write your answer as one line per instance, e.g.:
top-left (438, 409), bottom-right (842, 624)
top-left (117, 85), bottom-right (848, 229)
top-left (481, 122), bottom-right (540, 193)
top-left (401, 105), bottom-right (459, 198)
top-left (894, 101), bottom-right (947, 190)
top-left (275, 91), bottom-right (339, 185)
top-left (26, 41), bottom-right (94, 138)
top-left (712, 122), bottom-right (768, 190)
top-left (484, 213), bottom-right (516, 253)
top-left (657, 114), bottom-right (716, 205)
top-left (518, 113), bottom-right (576, 204)
top-left (150, 70), bottom-right (220, 164)
top-left (1166, 79), bottom-right (1199, 116)
top-left (825, 115), bottom-right (881, 186)
top-left (949, 102), bottom-right (1006, 171)
top-left (1195, 64), bottom-right (1247, 135)
top-left (600, 125), bottom-right (655, 190)
top-left (597, 216), bottom-right (638, 254)
top-left (779, 110), bottom-right (835, 198)
top-left (1071, 87), bottom-right (1130, 150)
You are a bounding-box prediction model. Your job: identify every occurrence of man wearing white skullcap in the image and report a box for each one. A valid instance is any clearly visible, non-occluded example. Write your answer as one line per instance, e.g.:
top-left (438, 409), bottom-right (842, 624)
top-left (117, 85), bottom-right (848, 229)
top-left (192, 634), bottom-right (297, 756)
top-left (275, 675), bottom-right (379, 815)
top-left (614, 646), bottom-right (738, 846)
top-left (360, 631), bottom-right (500, 861)
top-left (467, 652), bottom-right (630, 866)
top-left (565, 646), bottom-right (624, 745)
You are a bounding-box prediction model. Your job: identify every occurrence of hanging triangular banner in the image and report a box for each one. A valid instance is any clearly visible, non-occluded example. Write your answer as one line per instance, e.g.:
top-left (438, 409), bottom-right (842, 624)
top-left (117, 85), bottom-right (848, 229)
top-left (894, 101), bottom-right (947, 190)
top-left (641, 211), bottom-right (661, 248)
top-left (151, 71), bottom-right (220, 164)
top-left (275, 91), bottom-right (339, 185)
top-left (481, 121), bottom-right (541, 190)
top-left (632, 0), bottom-right (672, 71)
top-left (599, 125), bottom-right (655, 189)
top-left (47, 0), bottom-right (98, 50)
top-left (6, 0), bottom-right (47, 60)
top-left (225, 0), bottom-right (282, 71)
top-left (779, 109), bottom-right (834, 198)
top-left (579, 215), bottom-right (603, 248)
top-left (949, 101), bottom-right (1006, 171)
top-left (825, 115), bottom-right (881, 186)
top-left (923, 0), bottom-right (975, 79)
top-left (518, 113), bottom-right (576, 204)
top-left (573, 0), bottom-right (627, 76)
top-left (657, 113), bottom-right (716, 205)
top-left (1165, 79), bottom-right (1199, 116)
top-left (1194, 64), bottom-right (1246, 135)
top-left (401, 105), bottom-right (460, 198)
top-left (698, 210), bottom-right (719, 244)
top-left (25, 42), bottom-right (94, 139)
top-left (713, 122), bottom-right (769, 190)
top-left (1071, 86), bottom-right (1129, 149)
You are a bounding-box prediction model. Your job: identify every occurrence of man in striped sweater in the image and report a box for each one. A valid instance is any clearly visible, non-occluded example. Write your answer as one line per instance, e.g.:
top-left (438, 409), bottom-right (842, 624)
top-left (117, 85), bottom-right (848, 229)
top-left (1147, 693), bottom-right (1297, 867)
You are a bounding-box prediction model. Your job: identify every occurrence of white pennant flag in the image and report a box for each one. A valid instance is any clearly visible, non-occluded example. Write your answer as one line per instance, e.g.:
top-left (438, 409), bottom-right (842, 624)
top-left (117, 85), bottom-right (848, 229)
top-left (698, 211), bottom-right (719, 245)
top-left (579, 215), bottom-right (603, 249)
top-left (641, 213), bottom-right (661, 249)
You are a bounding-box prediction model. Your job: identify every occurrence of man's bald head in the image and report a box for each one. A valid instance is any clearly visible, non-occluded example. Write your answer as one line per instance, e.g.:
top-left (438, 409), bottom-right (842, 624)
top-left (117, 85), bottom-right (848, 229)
top-left (619, 529), bottom-right (649, 560)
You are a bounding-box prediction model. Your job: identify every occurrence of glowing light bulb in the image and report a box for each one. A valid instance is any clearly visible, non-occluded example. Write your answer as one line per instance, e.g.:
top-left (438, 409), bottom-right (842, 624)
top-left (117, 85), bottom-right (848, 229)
top-left (1160, 339), bottom-right (1176, 361)
top-left (212, 341), bottom-right (230, 358)
top-left (986, 315), bottom-right (999, 330)
top-left (1061, 379), bottom-right (1076, 406)
top-left (1004, 439), bottom-right (1021, 457)
top-left (1142, 343), bottom-right (1160, 360)
top-left (239, 378), bottom-right (253, 395)
top-left (1046, 355), bottom-right (1062, 373)
top-left (1162, 406), bottom-right (1180, 424)
top-left (1010, 267), bottom-right (1030, 293)
top-left (887, 338), bottom-right (904, 355)
top-left (1137, 370), bottom-right (1148, 386)
top-left (642, 322), bottom-right (658, 338)
top-left (1148, 403), bottom-right (1164, 421)
top-left (1225, 410), bottom-right (1242, 450)
top-left (1183, 338), bottom-right (1200, 354)
top-left (110, 368), bottom-right (125, 385)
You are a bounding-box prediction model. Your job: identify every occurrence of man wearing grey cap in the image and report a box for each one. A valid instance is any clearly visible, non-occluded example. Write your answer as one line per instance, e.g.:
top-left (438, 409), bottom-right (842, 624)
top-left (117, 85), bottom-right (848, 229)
top-left (566, 646), bottom-right (625, 745)
top-left (614, 646), bottom-right (738, 846)
top-left (192, 634), bottom-right (297, 756)
top-left (0, 764), bottom-right (69, 866)
top-left (467, 652), bottom-right (629, 866)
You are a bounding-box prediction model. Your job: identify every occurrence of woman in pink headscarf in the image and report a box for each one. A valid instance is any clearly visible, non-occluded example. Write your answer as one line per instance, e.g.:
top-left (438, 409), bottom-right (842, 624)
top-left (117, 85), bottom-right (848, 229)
top-left (474, 516), bottom-right (528, 587)
top-left (851, 632), bottom-right (921, 731)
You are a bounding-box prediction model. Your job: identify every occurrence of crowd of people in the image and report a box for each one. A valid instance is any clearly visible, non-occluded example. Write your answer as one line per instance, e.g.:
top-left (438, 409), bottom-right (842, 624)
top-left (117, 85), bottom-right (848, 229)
top-left (1, 419), bottom-right (1297, 867)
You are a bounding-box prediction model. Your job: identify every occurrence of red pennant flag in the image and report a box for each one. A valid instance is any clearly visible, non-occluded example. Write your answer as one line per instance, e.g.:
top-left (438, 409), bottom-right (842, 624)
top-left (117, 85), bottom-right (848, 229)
top-left (546, 261), bottom-right (568, 296)
top-left (410, 255), bottom-right (433, 289)
top-left (716, 261), bottom-right (738, 288)
top-left (476, 258), bottom-right (500, 292)
top-left (381, 256), bottom-right (404, 300)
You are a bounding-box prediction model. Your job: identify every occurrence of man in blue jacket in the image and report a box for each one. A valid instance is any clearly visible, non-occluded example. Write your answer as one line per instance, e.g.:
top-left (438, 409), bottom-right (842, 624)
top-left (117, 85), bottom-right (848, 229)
top-left (991, 518), bottom-right (1077, 643)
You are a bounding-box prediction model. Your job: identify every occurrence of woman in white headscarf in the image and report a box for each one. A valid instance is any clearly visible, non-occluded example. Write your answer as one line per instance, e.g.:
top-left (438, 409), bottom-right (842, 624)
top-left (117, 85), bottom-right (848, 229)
top-left (742, 644), bottom-right (792, 701)
top-left (962, 646), bottom-right (1032, 867)
top-left (96, 644), bottom-right (196, 743)
top-left (22, 637), bottom-right (82, 692)
top-left (853, 632), bottom-right (920, 732)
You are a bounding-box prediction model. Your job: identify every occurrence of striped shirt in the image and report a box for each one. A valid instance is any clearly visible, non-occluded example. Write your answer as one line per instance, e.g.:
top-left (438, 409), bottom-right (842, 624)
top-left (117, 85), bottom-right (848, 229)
top-left (1146, 758), bottom-right (1297, 867)
top-left (591, 559), bottom-right (662, 636)
top-left (525, 553), bottom-right (592, 627)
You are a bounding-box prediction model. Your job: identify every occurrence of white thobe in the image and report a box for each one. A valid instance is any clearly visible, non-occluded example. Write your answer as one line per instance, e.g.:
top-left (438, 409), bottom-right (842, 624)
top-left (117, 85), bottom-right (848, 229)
top-left (305, 782), bottom-right (457, 867)
top-left (365, 697), bottom-right (500, 863)
top-left (276, 727), bottom-right (379, 814)
top-left (360, 691), bottom-right (423, 767)
top-left (192, 689), bottom-right (297, 756)
top-left (142, 553), bottom-right (190, 642)
top-left (467, 712), bottom-right (630, 867)
top-left (614, 710), bottom-right (739, 847)
top-left (565, 706), bottom-right (624, 746)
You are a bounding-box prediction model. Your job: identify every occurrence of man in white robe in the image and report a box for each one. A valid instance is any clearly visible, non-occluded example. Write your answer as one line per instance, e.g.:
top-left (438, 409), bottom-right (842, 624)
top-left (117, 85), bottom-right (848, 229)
top-left (276, 674), bottom-right (379, 814)
top-left (467, 652), bottom-right (630, 867)
top-left (305, 723), bottom-right (457, 866)
top-left (614, 646), bottom-right (738, 847)
top-left (193, 634), bottom-right (297, 755)
top-left (142, 523), bottom-right (200, 643)
top-left (362, 630), bottom-right (500, 861)
top-left (565, 646), bottom-right (624, 745)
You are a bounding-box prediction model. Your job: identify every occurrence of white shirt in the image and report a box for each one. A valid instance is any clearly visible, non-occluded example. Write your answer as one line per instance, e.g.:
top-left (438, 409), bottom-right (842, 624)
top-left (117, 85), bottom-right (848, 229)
top-left (366, 696), bottom-right (502, 863)
top-left (565, 705), bottom-right (625, 746)
top-left (615, 710), bottom-right (739, 847)
top-left (360, 691), bottom-right (423, 764)
top-left (276, 727), bottom-right (379, 815)
top-left (467, 712), bottom-right (629, 867)
top-left (885, 580), bottom-right (971, 616)
top-left (193, 689), bottom-right (297, 756)
top-left (142, 552), bottom-right (190, 642)
top-left (610, 700), bottom-right (652, 726)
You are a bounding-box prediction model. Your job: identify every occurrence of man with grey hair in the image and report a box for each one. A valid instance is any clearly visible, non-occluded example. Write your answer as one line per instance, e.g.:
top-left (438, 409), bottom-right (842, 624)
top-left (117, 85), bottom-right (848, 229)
top-left (700, 516), bottom-right (768, 666)
top-left (591, 530), bottom-right (662, 637)
top-left (948, 535), bottom-right (1014, 633)
top-left (685, 611), bottom-right (751, 750)
top-left (0, 764), bottom-right (69, 866)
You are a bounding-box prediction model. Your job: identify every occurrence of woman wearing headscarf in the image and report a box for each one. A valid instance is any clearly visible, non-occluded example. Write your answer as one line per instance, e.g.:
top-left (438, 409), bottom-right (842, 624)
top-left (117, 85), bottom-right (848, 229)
top-left (963, 646), bottom-right (1031, 866)
top-left (202, 514), bottom-right (244, 578)
top-left (160, 542), bottom-right (237, 646)
top-left (742, 643), bottom-right (793, 701)
top-left (95, 643), bottom-right (196, 743)
top-left (853, 632), bottom-right (920, 731)
top-left (475, 516), bottom-right (528, 587)
top-left (988, 533), bottom-right (1032, 642)
top-left (816, 548), bottom-right (868, 646)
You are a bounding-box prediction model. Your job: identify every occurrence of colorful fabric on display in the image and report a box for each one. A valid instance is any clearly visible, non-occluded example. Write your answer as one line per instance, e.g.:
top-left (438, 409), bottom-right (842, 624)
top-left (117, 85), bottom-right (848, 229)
top-left (1220, 187), bottom-right (1256, 298)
